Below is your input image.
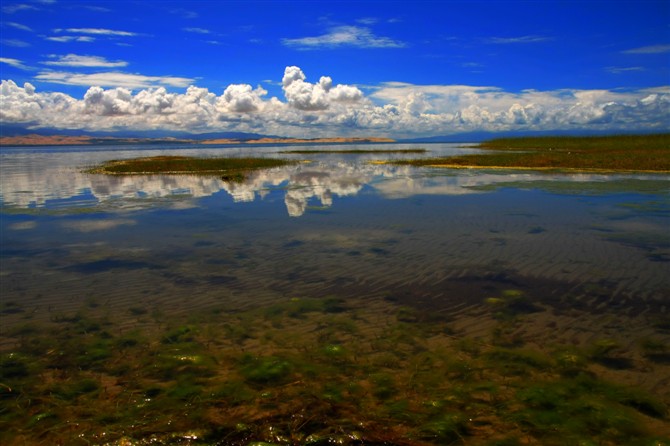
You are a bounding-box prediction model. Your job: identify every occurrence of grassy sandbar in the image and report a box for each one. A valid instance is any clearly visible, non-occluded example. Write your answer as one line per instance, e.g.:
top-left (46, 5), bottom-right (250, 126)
top-left (88, 155), bottom-right (295, 177)
top-left (279, 149), bottom-right (427, 154)
top-left (391, 134), bottom-right (670, 172)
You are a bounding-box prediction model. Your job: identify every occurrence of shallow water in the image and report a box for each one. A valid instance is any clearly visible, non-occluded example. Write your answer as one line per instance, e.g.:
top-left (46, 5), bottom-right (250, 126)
top-left (1, 143), bottom-right (669, 445)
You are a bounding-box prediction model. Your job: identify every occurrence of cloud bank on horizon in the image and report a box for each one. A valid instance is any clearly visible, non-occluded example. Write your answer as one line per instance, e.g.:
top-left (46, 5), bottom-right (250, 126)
top-left (2, 67), bottom-right (668, 138)
top-left (1, 0), bottom-right (668, 138)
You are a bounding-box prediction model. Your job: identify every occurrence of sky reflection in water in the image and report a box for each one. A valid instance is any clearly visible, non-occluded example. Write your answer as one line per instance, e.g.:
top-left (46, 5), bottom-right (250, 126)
top-left (2, 142), bottom-right (668, 314)
top-left (1, 142), bottom-right (667, 217)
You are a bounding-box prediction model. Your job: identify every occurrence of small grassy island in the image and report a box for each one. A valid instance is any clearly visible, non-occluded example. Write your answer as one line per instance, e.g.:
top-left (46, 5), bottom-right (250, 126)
top-left (88, 156), bottom-right (295, 180)
top-left (278, 149), bottom-right (427, 154)
top-left (392, 134), bottom-right (670, 172)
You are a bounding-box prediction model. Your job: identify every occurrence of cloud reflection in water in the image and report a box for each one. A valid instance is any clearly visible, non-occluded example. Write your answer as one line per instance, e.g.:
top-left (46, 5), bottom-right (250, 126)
top-left (1, 153), bottom-right (664, 217)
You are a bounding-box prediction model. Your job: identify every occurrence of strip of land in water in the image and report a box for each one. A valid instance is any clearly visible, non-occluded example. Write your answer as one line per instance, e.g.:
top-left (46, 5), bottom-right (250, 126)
top-left (389, 134), bottom-right (670, 172)
top-left (278, 148), bottom-right (427, 154)
top-left (0, 134), bottom-right (395, 146)
top-left (87, 156), bottom-right (295, 179)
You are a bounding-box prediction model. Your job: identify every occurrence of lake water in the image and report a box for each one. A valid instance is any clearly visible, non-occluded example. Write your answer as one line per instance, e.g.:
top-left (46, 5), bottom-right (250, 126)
top-left (1, 143), bottom-right (669, 445)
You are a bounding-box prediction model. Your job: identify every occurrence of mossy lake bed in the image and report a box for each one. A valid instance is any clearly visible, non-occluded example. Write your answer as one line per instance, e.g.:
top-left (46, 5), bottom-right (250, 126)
top-left (2, 288), bottom-right (669, 446)
top-left (1, 140), bottom-right (669, 445)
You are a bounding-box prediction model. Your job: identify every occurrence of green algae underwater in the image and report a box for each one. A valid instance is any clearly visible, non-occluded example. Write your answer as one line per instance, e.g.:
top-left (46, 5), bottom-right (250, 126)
top-left (1, 291), bottom-right (669, 445)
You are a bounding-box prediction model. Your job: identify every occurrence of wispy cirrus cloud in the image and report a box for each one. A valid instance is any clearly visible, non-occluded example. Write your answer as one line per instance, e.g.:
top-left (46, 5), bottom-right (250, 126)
top-left (282, 25), bottom-right (406, 49)
top-left (34, 71), bottom-right (195, 88)
top-left (55, 28), bottom-right (139, 37)
top-left (622, 44), bottom-right (670, 54)
top-left (82, 5), bottom-right (112, 13)
top-left (42, 54), bottom-right (128, 68)
top-left (606, 66), bottom-right (645, 74)
top-left (170, 8), bottom-right (198, 19)
top-left (5, 22), bottom-right (33, 32)
top-left (485, 35), bottom-right (552, 44)
top-left (46, 35), bottom-right (95, 43)
top-left (0, 57), bottom-right (31, 70)
top-left (2, 3), bottom-right (38, 14)
top-left (2, 38), bottom-right (30, 47)
top-left (183, 27), bottom-right (211, 34)
top-left (356, 17), bottom-right (378, 25)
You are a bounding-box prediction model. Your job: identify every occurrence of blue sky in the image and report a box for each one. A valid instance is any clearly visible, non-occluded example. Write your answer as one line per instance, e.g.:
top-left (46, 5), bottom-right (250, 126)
top-left (1, 0), bottom-right (668, 138)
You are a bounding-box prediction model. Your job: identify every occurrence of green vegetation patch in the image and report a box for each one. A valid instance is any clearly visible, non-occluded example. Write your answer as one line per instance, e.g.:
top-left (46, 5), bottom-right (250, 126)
top-left (88, 155), bottom-right (295, 176)
top-left (390, 134), bottom-right (670, 172)
top-left (1, 297), bottom-right (668, 446)
top-left (468, 178), bottom-right (670, 195)
top-left (278, 148), bottom-right (427, 154)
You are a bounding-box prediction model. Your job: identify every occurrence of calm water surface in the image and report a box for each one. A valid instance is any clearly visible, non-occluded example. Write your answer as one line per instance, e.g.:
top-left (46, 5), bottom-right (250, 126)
top-left (1, 143), bottom-right (669, 444)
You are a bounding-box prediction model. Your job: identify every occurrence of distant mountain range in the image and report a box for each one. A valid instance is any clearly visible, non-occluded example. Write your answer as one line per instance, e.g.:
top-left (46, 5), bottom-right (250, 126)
top-left (0, 124), bottom-right (275, 141)
top-left (0, 123), bottom-right (659, 146)
top-left (0, 126), bottom-right (396, 146)
top-left (399, 129), bottom-right (663, 143)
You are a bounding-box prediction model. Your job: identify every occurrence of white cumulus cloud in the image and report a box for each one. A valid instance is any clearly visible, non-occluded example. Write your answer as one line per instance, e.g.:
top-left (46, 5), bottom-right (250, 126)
top-left (219, 84), bottom-right (267, 112)
top-left (282, 66), bottom-right (364, 111)
top-left (1, 67), bottom-right (668, 138)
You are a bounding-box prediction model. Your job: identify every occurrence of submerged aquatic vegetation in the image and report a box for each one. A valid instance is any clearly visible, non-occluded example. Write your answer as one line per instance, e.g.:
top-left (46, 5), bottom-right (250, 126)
top-left (0, 296), bottom-right (668, 446)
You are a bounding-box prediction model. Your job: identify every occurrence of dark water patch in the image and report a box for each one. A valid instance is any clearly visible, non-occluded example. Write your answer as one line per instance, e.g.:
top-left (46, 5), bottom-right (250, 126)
top-left (368, 247), bottom-right (391, 256)
top-left (65, 258), bottom-right (163, 274)
top-left (337, 269), bottom-right (669, 318)
top-left (605, 232), bottom-right (670, 251)
top-left (206, 275), bottom-right (237, 285)
top-left (204, 257), bottom-right (238, 266)
top-left (594, 356), bottom-right (636, 370)
top-left (283, 239), bottom-right (304, 248)
top-left (193, 240), bottom-right (216, 247)
top-left (0, 246), bottom-right (71, 260)
top-left (160, 271), bottom-right (199, 286)
top-left (1, 301), bottom-right (24, 315)
top-left (647, 252), bottom-right (670, 262)
top-left (646, 353), bottom-right (670, 364)
top-left (617, 199), bottom-right (670, 217)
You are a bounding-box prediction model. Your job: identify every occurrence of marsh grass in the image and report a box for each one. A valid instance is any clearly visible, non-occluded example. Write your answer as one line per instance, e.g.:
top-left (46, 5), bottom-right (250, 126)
top-left (278, 149), bottom-right (427, 154)
top-left (1, 296), bottom-right (668, 446)
top-left (88, 155), bottom-right (295, 175)
top-left (391, 134), bottom-right (670, 171)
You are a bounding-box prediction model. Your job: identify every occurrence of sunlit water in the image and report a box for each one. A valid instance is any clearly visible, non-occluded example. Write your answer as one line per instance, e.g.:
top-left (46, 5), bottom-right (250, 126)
top-left (1, 143), bottom-right (669, 444)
